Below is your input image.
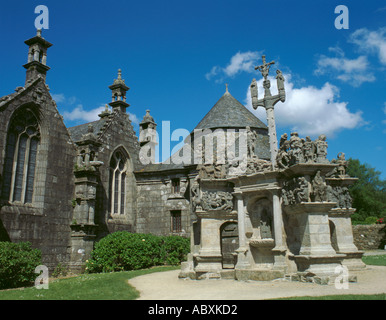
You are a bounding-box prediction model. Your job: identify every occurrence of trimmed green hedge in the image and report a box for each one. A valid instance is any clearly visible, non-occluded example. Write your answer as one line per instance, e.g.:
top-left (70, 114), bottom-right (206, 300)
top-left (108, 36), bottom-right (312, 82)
top-left (0, 242), bottom-right (42, 290)
top-left (85, 232), bottom-right (190, 273)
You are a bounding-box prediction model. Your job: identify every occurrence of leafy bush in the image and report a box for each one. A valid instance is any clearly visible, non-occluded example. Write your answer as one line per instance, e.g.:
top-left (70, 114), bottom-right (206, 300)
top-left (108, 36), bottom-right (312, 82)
top-left (86, 232), bottom-right (190, 273)
top-left (160, 235), bottom-right (190, 266)
top-left (0, 241), bottom-right (42, 290)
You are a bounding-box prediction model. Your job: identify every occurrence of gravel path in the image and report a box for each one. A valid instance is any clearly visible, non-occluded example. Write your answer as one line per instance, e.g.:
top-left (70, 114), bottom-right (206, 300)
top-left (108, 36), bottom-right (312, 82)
top-left (129, 264), bottom-right (386, 300)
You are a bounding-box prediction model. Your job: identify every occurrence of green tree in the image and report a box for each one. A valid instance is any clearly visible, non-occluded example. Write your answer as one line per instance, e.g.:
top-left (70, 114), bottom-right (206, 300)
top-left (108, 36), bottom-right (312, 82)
top-left (346, 158), bottom-right (386, 223)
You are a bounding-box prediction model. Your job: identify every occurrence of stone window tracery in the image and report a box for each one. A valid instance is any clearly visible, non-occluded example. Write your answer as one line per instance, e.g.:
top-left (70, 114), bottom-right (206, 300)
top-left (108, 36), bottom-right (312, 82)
top-left (110, 150), bottom-right (128, 215)
top-left (2, 109), bottom-right (40, 204)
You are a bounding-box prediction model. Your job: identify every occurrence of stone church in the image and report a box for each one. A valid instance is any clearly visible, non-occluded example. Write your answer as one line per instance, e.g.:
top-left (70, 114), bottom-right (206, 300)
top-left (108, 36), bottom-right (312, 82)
top-left (0, 30), bottom-right (365, 281)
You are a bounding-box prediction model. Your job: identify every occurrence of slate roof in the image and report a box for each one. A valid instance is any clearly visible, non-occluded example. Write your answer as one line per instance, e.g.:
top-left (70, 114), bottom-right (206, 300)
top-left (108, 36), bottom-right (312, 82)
top-left (194, 91), bottom-right (267, 131)
top-left (67, 118), bottom-right (109, 142)
top-left (137, 91), bottom-right (269, 173)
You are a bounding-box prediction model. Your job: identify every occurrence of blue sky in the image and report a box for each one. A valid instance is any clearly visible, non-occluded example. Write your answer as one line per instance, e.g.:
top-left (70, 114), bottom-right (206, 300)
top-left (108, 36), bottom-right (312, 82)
top-left (1, 0), bottom-right (385, 177)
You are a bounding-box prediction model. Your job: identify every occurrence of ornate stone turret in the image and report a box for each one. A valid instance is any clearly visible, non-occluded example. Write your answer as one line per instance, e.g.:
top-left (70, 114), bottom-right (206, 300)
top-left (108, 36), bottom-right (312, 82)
top-left (98, 104), bottom-right (111, 119)
top-left (69, 125), bottom-right (103, 273)
top-left (108, 69), bottom-right (130, 113)
top-left (139, 109), bottom-right (158, 164)
top-left (23, 29), bottom-right (53, 85)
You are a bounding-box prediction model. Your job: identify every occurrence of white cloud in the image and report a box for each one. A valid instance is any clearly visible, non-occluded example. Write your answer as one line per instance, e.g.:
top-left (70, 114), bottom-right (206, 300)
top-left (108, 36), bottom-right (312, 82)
top-left (205, 66), bottom-right (221, 80)
top-left (51, 93), bottom-right (65, 103)
top-left (128, 112), bottom-right (140, 126)
top-left (63, 105), bottom-right (105, 122)
top-left (245, 74), bottom-right (364, 137)
top-left (51, 93), bottom-right (77, 105)
top-left (206, 51), bottom-right (261, 82)
top-left (350, 27), bottom-right (386, 65)
top-left (315, 48), bottom-right (375, 86)
top-left (62, 104), bottom-right (140, 131)
top-left (223, 51), bottom-right (260, 77)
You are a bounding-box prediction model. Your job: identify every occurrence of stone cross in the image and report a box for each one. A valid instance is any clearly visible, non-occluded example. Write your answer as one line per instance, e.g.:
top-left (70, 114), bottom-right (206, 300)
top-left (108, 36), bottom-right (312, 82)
top-left (255, 55), bottom-right (275, 81)
top-left (250, 55), bottom-right (286, 169)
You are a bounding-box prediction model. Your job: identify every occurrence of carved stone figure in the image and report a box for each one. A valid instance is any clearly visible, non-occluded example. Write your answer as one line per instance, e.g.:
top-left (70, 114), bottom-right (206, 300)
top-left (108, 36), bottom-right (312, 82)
top-left (260, 208), bottom-right (273, 239)
top-left (312, 170), bottom-right (327, 202)
top-left (191, 177), bottom-right (201, 212)
top-left (214, 161), bottom-right (226, 179)
top-left (340, 187), bottom-right (352, 208)
top-left (294, 177), bottom-right (309, 203)
top-left (198, 163), bottom-right (214, 179)
top-left (276, 139), bottom-right (290, 169)
top-left (326, 185), bottom-right (339, 204)
top-left (276, 69), bottom-right (285, 93)
top-left (303, 136), bottom-right (315, 163)
top-left (279, 133), bottom-right (288, 149)
top-left (246, 126), bottom-right (257, 158)
top-left (336, 152), bottom-right (348, 176)
top-left (315, 134), bottom-right (328, 164)
top-left (289, 132), bottom-right (304, 164)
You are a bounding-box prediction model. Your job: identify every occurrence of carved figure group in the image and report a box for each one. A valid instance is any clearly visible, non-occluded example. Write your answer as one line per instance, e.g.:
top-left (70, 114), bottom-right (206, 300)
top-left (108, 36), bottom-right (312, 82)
top-left (326, 185), bottom-right (352, 208)
top-left (276, 133), bottom-right (329, 169)
top-left (200, 191), bottom-right (233, 212)
top-left (246, 157), bottom-right (272, 175)
top-left (282, 176), bottom-right (309, 205)
top-left (198, 161), bottom-right (228, 180)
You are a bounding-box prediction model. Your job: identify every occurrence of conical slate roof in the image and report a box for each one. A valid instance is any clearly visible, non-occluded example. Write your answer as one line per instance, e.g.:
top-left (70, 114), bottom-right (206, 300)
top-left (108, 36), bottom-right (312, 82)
top-left (194, 90), bottom-right (267, 130)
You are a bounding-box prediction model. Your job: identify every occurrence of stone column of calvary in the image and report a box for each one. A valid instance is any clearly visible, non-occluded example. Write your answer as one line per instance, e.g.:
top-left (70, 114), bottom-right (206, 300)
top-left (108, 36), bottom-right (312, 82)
top-left (250, 55), bottom-right (286, 169)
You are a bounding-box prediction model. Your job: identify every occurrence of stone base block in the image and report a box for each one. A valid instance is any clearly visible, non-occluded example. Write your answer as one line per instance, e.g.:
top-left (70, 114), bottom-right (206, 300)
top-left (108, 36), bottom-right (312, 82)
top-left (340, 251), bottom-right (366, 271)
top-left (294, 254), bottom-right (345, 276)
top-left (220, 269), bottom-right (236, 279)
top-left (287, 272), bottom-right (358, 285)
top-left (235, 268), bottom-right (284, 281)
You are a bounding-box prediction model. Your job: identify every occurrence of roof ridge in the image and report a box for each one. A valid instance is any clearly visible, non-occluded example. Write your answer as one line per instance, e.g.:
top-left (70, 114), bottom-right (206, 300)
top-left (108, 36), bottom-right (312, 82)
top-left (194, 91), bottom-right (267, 131)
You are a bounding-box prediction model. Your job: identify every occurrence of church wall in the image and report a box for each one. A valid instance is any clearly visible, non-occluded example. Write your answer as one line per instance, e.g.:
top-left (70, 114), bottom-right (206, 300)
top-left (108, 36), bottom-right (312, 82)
top-left (92, 111), bottom-right (141, 237)
top-left (0, 80), bottom-right (76, 270)
top-left (135, 172), bottom-right (191, 238)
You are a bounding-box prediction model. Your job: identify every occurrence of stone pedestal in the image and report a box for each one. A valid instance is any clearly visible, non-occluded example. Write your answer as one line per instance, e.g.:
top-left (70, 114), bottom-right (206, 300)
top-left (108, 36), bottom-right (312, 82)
top-left (285, 202), bottom-right (344, 275)
top-left (329, 208), bottom-right (365, 270)
top-left (69, 223), bottom-right (97, 273)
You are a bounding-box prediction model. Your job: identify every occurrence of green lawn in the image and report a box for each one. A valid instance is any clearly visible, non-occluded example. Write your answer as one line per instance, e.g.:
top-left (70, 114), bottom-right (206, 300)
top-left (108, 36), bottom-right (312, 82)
top-left (361, 254), bottom-right (386, 266)
top-left (0, 255), bottom-right (385, 300)
top-left (277, 294), bottom-right (386, 300)
top-left (0, 266), bottom-right (179, 300)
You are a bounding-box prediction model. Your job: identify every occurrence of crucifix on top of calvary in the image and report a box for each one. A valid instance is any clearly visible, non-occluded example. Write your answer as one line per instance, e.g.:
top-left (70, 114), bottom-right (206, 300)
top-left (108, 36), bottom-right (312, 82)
top-left (250, 55), bottom-right (286, 169)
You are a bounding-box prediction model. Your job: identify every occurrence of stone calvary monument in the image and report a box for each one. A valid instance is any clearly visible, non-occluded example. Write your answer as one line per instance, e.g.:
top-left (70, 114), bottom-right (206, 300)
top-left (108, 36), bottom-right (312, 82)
top-left (179, 55), bottom-right (365, 283)
top-left (0, 31), bottom-right (364, 283)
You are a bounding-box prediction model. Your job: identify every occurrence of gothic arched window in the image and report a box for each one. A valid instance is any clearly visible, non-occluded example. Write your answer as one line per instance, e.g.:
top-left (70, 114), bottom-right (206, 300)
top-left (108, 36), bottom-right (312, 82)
top-left (2, 108), bottom-right (40, 203)
top-left (109, 150), bottom-right (128, 215)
